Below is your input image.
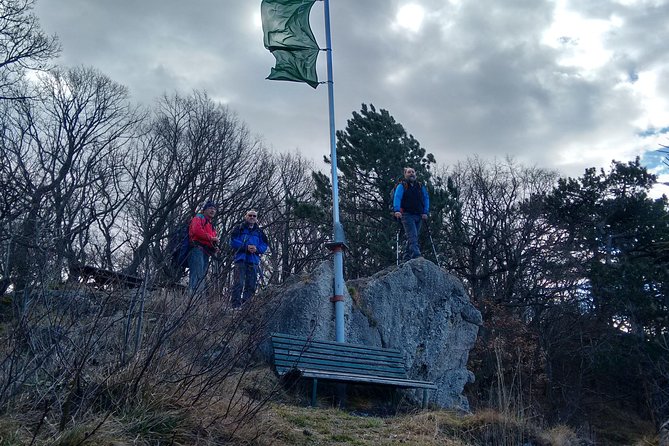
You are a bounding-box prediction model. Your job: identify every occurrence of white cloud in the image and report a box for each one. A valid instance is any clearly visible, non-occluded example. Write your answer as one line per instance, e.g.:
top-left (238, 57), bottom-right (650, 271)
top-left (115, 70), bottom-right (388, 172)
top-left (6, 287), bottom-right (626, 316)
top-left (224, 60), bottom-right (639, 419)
top-left (33, 0), bottom-right (669, 178)
top-left (614, 0), bottom-right (665, 6)
top-left (394, 3), bottom-right (426, 33)
top-left (631, 71), bottom-right (669, 130)
top-left (542, 0), bottom-right (616, 73)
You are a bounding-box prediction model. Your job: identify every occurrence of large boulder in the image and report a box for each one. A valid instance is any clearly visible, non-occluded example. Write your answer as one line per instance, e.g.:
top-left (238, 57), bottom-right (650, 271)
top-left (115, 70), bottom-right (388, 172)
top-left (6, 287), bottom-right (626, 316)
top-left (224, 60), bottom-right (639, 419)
top-left (264, 258), bottom-right (482, 411)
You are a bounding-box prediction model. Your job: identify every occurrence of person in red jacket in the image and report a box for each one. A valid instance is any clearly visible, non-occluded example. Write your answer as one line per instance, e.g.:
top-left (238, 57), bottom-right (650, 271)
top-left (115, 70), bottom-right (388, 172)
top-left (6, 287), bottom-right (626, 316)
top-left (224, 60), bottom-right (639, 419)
top-left (188, 201), bottom-right (219, 292)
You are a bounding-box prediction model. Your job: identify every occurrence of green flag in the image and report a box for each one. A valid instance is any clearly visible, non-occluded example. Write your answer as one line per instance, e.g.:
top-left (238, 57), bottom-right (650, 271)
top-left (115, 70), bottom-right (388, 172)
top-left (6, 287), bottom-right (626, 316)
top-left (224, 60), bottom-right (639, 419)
top-left (261, 0), bottom-right (319, 88)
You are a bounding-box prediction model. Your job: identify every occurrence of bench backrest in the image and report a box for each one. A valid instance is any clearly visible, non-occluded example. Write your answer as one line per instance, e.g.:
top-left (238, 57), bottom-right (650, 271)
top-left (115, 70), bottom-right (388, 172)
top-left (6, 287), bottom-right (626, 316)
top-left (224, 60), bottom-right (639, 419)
top-left (271, 332), bottom-right (408, 380)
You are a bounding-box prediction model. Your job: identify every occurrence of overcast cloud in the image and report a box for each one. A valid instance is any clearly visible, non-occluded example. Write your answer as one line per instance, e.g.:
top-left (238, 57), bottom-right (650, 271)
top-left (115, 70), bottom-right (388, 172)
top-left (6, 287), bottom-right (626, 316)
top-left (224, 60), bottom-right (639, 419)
top-left (35, 0), bottom-right (669, 180)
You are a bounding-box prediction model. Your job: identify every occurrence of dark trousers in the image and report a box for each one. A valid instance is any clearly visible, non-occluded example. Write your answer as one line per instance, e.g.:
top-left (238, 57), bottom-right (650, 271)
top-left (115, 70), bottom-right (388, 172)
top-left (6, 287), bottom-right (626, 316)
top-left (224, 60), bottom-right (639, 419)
top-left (401, 213), bottom-right (422, 261)
top-left (231, 262), bottom-right (258, 307)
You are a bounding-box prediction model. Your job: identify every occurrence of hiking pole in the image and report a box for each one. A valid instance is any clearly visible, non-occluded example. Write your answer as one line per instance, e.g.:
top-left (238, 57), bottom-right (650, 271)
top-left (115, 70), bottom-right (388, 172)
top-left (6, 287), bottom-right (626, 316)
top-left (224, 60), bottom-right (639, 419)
top-left (394, 217), bottom-right (402, 266)
top-left (424, 220), bottom-right (441, 267)
top-left (396, 227), bottom-right (400, 266)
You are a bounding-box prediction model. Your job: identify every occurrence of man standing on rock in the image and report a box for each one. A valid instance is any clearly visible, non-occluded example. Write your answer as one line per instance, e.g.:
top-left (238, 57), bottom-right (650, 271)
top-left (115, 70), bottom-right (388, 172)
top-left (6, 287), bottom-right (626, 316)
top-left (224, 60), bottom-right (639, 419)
top-left (229, 210), bottom-right (268, 308)
top-left (393, 167), bottom-right (430, 262)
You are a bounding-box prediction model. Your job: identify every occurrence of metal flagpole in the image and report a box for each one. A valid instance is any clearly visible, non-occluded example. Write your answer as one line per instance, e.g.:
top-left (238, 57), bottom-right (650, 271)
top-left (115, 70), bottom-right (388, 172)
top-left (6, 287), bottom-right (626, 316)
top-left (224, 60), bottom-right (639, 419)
top-left (323, 0), bottom-right (346, 343)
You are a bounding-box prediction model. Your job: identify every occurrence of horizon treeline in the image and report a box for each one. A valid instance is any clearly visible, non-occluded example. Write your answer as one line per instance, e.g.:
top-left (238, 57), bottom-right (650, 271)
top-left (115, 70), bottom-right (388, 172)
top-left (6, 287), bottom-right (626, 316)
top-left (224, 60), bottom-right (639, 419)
top-left (1, 0), bottom-right (668, 437)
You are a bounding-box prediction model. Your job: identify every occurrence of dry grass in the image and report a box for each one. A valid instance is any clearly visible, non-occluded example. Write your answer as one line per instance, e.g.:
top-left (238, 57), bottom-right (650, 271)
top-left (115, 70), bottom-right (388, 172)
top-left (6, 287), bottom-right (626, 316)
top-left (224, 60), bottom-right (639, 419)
top-left (0, 286), bottom-right (660, 445)
top-left (0, 285), bottom-right (285, 445)
top-left (585, 404), bottom-right (659, 446)
top-left (1, 384), bottom-right (661, 445)
top-left (248, 403), bottom-right (662, 446)
top-left (539, 425), bottom-right (581, 446)
top-left (0, 368), bottom-right (281, 445)
top-left (246, 404), bottom-right (587, 446)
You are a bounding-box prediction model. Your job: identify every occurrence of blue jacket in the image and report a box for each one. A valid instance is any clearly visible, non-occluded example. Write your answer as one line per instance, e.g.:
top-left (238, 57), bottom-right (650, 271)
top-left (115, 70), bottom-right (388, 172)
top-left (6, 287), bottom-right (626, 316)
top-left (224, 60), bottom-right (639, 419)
top-left (229, 222), bottom-right (268, 264)
top-left (393, 182), bottom-right (430, 215)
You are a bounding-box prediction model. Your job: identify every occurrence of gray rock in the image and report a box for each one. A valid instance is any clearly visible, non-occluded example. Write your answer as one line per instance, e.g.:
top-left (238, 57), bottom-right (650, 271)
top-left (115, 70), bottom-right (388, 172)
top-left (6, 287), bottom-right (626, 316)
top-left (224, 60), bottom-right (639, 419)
top-left (264, 261), bottom-right (354, 340)
top-left (263, 258), bottom-right (481, 411)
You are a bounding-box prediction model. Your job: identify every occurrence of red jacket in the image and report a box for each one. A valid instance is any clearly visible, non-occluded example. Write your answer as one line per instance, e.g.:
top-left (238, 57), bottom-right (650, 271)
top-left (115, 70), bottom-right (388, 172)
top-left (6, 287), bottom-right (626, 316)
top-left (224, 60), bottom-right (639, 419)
top-left (189, 214), bottom-right (217, 255)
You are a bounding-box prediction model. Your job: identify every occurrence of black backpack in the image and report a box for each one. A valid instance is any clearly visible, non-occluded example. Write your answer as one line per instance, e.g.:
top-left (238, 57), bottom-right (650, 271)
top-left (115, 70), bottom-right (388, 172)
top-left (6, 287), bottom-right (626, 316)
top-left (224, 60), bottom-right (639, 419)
top-left (166, 220), bottom-right (191, 276)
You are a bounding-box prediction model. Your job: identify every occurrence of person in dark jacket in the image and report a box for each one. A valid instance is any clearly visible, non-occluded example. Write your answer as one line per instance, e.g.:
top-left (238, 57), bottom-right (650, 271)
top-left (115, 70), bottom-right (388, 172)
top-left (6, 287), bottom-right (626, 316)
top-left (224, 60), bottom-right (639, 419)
top-left (393, 167), bottom-right (430, 261)
top-left (188, 201), bottom-right (220, 292)
top-left (229, 210), bottom-right (268, 308)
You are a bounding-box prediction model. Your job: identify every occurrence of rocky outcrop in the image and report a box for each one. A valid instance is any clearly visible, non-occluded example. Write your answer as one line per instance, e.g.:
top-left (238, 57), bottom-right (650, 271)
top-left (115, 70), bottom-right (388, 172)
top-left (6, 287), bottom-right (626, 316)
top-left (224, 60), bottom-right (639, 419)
top-left (263, 258), bottom-right (482, 411)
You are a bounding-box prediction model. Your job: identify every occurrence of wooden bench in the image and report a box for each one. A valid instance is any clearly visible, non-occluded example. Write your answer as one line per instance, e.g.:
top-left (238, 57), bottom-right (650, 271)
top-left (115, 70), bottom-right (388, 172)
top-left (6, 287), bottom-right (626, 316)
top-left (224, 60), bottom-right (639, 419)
top-left (270, 332), bottom-right (437, 408)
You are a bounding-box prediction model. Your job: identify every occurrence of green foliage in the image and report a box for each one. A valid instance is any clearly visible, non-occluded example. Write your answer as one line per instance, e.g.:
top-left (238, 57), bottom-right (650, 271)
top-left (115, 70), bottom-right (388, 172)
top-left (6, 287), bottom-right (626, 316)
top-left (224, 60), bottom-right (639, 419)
top-left (544, 158), bottom-right (669, 332)
top-left (540, 158), bottom-right (669, 424)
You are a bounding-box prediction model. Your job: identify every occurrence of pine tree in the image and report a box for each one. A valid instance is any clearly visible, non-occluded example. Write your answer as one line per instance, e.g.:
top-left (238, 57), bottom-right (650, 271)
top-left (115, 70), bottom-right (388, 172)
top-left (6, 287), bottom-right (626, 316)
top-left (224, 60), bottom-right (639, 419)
top-left (313, 103), bottom-right (447, 277)
top-left (541, 158), bottom-right (669, 422)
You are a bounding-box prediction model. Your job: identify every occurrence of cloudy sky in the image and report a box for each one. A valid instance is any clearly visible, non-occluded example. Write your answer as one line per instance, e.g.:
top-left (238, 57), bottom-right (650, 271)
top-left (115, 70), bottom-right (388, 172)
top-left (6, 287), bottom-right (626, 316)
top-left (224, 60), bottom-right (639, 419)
top-left (35, 0), bottom-right (669, 182)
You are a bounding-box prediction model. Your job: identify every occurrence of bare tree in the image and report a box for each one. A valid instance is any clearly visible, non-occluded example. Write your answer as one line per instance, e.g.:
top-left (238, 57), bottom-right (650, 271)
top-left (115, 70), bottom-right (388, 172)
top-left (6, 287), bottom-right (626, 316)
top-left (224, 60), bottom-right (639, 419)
top-left (123, 93), bottom-right (215, 276)
top-left (261, 152), bottom-right (328, 282)
top-left (441, 157), bottom-right (560, 415)
top-left (443, 156), bottom-right (559, 309)
top-left (88, 167), bottom-right (135, 270)
top-left (0, 0), bottom-right (60, 99)
top-left (124, 92), bottom-right (276, 283)
top-left (0, 66), bottom-right (140, 297)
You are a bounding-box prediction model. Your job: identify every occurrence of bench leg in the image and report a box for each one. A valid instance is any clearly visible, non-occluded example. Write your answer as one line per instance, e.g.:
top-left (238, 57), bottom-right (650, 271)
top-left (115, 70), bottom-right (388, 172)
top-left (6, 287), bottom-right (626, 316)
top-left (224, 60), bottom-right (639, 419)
top-left (337, 383), bottom-right (347, 409)
top-left (311, 378), bottom-right (318, 407)
top-left (422, 389), bottom-right (428, 409)
top-left (391, 388), bottom-right (400, 413)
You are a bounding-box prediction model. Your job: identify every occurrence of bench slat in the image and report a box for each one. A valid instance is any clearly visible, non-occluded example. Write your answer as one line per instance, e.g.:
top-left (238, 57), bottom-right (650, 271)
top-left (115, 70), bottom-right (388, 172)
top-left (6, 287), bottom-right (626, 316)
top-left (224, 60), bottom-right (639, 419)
top-left (278, 367), bottom-right (438, 389)
top-left (271, 333), bottom-right (403, 357)
top-left (272, 342), bottom-right (405, 365)
top-left (272, 347), bottom-right (405, 368)
top-left (274, 349), bottom-right (404, 370)
top-left (274, 357), bottom-right (406, 379)
top-left (270, 333), bottom-right (437, 400)
top-left (271, 334), bottom-right (403, 356)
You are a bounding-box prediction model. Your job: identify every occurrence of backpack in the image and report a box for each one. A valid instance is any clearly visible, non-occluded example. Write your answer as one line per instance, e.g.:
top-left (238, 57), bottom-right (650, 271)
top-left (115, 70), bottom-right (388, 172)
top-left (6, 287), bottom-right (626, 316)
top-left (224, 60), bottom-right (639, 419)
top-left (167, 221), bottom-right (191, 275)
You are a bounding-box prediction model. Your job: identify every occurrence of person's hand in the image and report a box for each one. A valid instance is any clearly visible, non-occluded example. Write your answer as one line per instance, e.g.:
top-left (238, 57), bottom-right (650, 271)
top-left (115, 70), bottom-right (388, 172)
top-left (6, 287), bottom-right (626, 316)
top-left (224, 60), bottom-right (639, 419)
top-left (247, 244), bottom-right (257, 253)
top-left (394, 212), bottom-right (402, 219)
top-left (421, 214), bottom-right (428, 221)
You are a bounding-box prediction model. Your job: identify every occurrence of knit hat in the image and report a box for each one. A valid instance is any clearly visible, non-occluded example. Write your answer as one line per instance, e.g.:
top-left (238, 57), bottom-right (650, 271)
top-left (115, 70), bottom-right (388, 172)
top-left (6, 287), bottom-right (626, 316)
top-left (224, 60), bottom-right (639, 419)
top-left (202, 200), bottom-right (217, 211)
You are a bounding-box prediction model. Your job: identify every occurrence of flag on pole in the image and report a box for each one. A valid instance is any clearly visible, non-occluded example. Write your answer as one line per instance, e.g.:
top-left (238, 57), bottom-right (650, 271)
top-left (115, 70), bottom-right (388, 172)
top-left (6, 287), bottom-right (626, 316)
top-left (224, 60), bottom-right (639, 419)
top-left (261, 0), bottom-right (319, 88)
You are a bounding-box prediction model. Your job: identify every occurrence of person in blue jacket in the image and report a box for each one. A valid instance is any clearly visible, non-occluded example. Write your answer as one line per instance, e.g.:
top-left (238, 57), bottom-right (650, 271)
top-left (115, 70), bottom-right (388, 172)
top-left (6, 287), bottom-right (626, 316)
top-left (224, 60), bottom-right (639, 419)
top-left (229, 209), bottom-right (268, 308)
top-left (393, 167), bottom-right (430, 261)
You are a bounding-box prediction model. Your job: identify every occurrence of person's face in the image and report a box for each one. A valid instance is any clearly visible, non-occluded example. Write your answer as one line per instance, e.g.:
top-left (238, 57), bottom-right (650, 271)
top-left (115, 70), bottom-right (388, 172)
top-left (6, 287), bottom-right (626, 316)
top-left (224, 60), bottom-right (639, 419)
top-left (245, 211), bottom-right (258, 224)
top-left (404, 168), bottom-right (416, 181)
top-left (204, 207), bottom-right (216, 218)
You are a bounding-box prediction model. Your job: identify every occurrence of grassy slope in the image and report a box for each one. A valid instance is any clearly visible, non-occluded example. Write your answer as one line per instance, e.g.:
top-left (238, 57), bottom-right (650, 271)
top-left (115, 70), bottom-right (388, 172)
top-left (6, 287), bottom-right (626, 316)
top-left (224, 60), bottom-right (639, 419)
top-left (0, 362), bottom-right (659, 446)
top-left (268, 406), bottom-right (661, 446)
top-left (0, 401), bottom-right (658, 445)
top-left (252, 404), bottom-right (638, 446)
